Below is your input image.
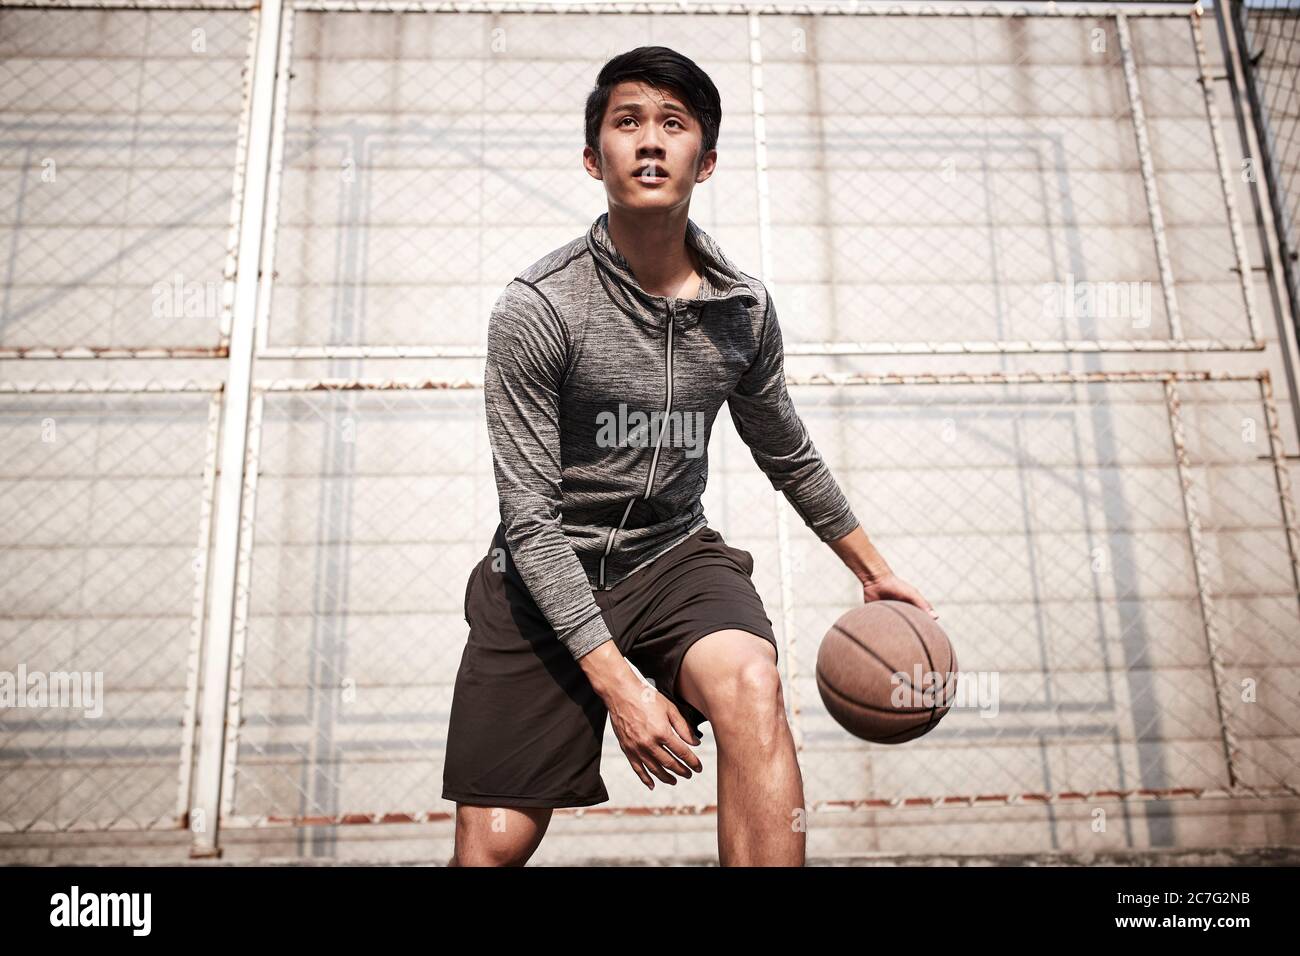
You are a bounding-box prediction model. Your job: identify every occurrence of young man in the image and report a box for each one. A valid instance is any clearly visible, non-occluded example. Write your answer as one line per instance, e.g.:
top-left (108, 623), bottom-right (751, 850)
top-left (442, 46), bottom-right (936, 866)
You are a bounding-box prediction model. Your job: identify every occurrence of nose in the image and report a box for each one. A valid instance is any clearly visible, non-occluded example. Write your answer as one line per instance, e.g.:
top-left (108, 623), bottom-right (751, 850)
top-left (637, 127), bottom-right (666, 154)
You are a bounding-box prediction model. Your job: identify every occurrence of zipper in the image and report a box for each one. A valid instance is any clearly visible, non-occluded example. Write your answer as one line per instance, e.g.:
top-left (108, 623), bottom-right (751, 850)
top-left (599, 298), bottom-right (677, 588)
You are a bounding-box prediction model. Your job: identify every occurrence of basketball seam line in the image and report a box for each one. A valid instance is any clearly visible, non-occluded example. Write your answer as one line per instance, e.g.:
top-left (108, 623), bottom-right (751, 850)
top-left (881, 602), bottom-right (944, 735)
top-left (817, 671), bottom-right (940, 716)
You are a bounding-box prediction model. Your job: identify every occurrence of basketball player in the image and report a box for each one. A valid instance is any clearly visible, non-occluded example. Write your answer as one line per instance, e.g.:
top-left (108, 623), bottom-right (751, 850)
top-left (443, 46), bottom-right (937, 866)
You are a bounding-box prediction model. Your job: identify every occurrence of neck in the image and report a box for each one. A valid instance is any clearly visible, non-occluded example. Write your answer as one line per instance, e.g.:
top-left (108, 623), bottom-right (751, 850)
top-left (605, 207), bottom-right (702, 300)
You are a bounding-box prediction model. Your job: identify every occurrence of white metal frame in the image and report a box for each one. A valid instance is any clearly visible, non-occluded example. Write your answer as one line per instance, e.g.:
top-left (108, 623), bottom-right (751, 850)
top-left (190, 0), bottom-right (287, 858)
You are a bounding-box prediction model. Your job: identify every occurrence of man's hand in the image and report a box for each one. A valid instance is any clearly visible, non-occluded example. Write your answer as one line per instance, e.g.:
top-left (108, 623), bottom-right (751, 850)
top-left (828, 524), bottom-right (940, 621)
top-left (862, 571), bottom-right (939, 621)
top-left (578, 642), bottom-right (703, 790)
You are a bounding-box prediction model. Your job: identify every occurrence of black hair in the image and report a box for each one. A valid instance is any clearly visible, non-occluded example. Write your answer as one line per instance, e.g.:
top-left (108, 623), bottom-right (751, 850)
top-left (584, 46), bottom-right (722, 164)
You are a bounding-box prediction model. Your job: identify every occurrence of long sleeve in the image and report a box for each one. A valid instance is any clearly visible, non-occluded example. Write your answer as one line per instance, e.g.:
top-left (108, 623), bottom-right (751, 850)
top-left (726, 285), bottom-right (861, 542)
top-left (483, 280), bottom-right (615, 661)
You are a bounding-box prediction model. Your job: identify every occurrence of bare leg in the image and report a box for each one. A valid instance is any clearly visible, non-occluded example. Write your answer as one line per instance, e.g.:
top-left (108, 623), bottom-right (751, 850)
top-left (677, 629), bottom-right (805, 866)
top-left (447, 804), bottom-right (553, 866)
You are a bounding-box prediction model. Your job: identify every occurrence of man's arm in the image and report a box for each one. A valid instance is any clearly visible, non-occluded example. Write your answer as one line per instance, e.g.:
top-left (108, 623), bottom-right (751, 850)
top-left (483, 280), bottom-right (615, 661)
top-left (726, 285), bottom-right (861, 543)
top-left (727, 285), bottom-right (939, 620)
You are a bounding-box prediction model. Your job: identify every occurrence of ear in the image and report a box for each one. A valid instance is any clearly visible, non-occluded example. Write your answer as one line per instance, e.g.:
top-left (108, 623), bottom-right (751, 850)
top-left (582, 144), bottom-right (604, 182)
top-left (694, 147), bottom-right (718, 184)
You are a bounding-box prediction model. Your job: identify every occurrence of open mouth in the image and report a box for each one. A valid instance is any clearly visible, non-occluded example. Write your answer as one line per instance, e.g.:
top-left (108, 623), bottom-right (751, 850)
top-left (634, 165), bottom-right (669, 183)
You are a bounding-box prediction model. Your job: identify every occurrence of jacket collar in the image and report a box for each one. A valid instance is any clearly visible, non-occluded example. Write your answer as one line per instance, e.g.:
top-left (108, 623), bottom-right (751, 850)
top-left (585, 211), bottom-right (758, 331)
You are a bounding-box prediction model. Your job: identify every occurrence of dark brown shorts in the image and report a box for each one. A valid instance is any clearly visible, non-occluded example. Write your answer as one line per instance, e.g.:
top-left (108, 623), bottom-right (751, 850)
top-left (441, 523), bottom-right (778, 809)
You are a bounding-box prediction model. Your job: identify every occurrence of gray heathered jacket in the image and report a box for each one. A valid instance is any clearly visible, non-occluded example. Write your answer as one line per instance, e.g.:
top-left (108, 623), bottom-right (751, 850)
top-left (484, 211), bottom-right (860, 661)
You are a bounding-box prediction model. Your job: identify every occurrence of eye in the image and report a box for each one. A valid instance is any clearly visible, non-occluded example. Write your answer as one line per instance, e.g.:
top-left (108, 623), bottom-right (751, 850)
top-left (618, 116), bottom-right (636, 127)
top-left (666, 118), bottom-right (685, 129)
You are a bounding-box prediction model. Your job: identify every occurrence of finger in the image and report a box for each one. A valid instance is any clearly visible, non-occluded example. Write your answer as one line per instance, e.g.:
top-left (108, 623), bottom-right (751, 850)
top-left (665, 704), bottom-right (704, 749)
top-left (624, 749), bottom-right (654, 790)
top-left (637, 748), bottom-right (678, 785)
top-left (903, 587), bottom-right (939, 620)
top-left (662, 722), bottom-right (706, 774)
top-left (655, 739), bottom-right (697, 778)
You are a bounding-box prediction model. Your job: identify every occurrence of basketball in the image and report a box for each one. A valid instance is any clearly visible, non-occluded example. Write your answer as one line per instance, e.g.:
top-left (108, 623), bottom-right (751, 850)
top-left (816, 601), bottom-right (958, 744)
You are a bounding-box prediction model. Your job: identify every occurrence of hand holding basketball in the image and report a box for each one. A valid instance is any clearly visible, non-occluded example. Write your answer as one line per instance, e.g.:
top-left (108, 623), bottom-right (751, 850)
top-left (861, 570), bottom-right (939, 622)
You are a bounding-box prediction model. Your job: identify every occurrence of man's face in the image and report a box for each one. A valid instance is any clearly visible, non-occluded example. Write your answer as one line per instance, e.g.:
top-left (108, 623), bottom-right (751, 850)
top-left (583, 80), bottom-right (717, 211)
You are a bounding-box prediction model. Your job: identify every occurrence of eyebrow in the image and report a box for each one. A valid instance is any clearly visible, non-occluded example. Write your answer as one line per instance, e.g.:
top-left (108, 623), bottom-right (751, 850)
top-left (609, 101), bottom-right (690, 120)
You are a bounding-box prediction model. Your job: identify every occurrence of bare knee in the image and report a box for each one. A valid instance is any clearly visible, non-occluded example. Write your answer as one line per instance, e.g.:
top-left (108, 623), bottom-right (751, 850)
top-left (709, 658), bottom-right (786, 741)
top-left (679, 631), bottom-right (785, 737)
top-left (450, 805), bottom-right (552, 866)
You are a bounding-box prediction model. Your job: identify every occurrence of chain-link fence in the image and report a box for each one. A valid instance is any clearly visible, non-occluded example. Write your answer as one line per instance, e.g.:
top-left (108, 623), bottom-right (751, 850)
top-left (0, 381), bottom-right (223, 832)
top-left (2, 0), bottom-right (1299, 862)
top-left (1237, 0), bottom-right (1300, 377)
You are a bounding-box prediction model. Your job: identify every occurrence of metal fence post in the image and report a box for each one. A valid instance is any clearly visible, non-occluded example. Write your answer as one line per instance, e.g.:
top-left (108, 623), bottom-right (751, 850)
top-left (189, 0), bottom-right (286, 859)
